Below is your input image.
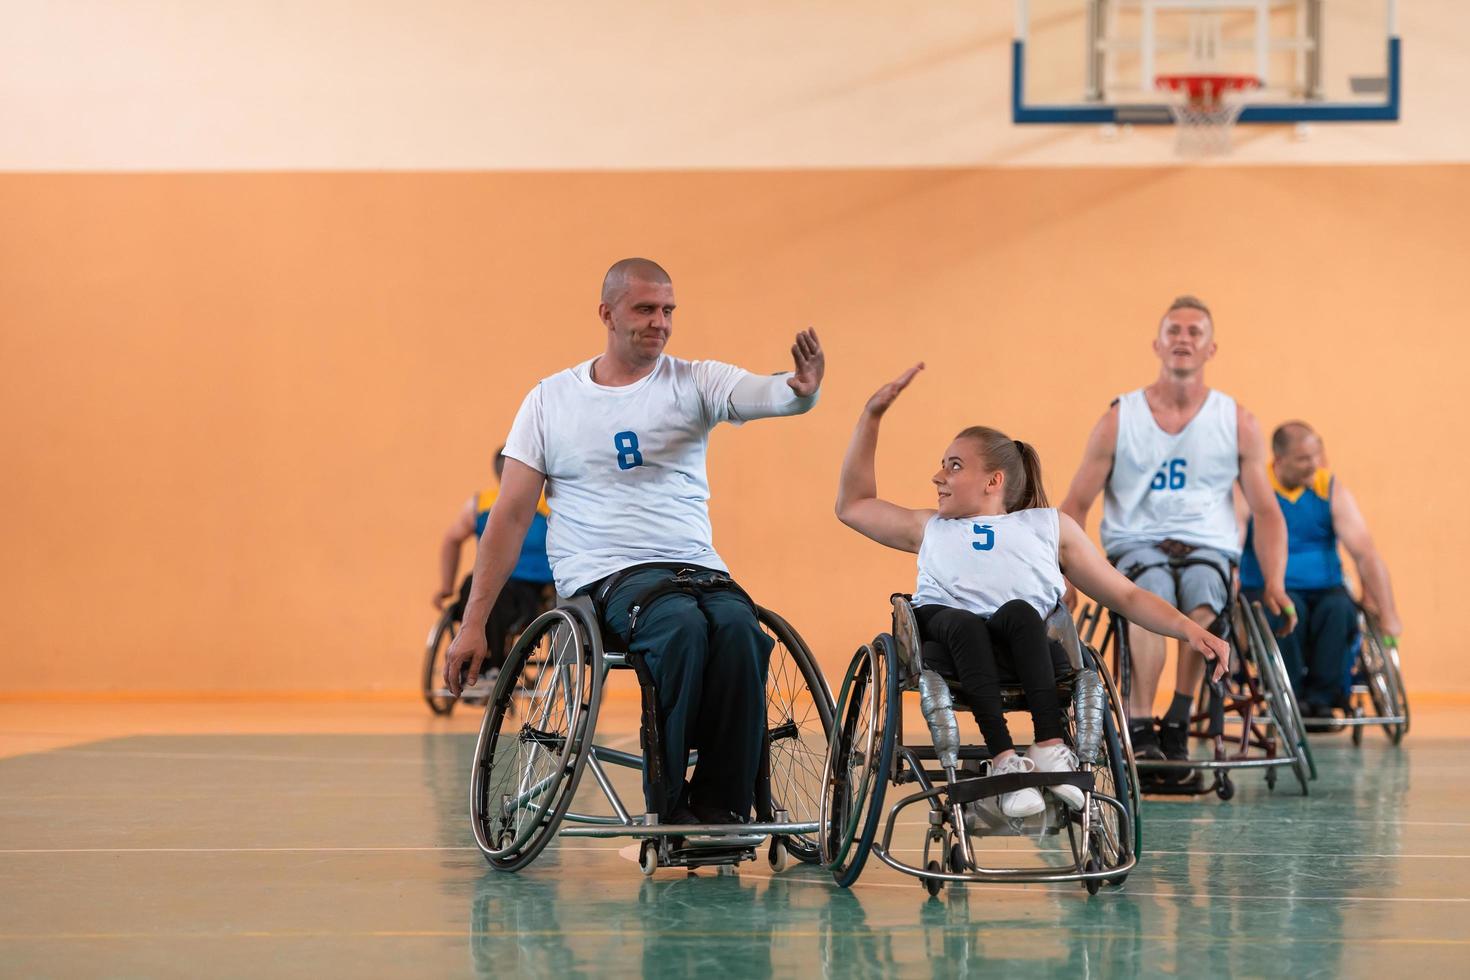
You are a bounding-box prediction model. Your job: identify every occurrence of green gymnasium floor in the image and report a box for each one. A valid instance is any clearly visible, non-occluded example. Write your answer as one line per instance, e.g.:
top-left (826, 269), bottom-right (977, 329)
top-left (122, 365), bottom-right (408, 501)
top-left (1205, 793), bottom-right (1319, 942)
top-left (1, 703), bottom-right (1466, 979)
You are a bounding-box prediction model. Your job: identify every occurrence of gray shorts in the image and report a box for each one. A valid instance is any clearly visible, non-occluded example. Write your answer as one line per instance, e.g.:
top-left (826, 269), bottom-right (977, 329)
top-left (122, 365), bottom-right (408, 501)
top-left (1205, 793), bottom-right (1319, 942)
top-left (1109, 545), bottom-right (1232, 616)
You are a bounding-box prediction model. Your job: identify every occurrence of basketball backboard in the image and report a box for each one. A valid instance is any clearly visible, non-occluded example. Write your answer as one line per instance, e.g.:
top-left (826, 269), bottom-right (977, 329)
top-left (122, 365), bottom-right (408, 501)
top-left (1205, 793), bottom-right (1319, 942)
top-left (1012, 0), bottom-right (1400, 124)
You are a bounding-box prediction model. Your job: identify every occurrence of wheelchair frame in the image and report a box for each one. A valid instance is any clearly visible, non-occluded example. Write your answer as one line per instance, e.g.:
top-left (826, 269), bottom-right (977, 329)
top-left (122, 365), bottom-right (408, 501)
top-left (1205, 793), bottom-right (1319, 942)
top-left (469, 590), bottom-right (835, 876)
top-left (820, 595), bottom-right (1140, 897)
top-left (1302, 605), bottom-right (1409, 745)
top-left (1077, 556), bottom-right (1315, 800)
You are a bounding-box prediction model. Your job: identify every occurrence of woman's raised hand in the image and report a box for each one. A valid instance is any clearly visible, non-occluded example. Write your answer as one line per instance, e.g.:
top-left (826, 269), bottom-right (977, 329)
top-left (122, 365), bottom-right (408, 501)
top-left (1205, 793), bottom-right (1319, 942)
top-left (864, 362), bottom-right (925, 418)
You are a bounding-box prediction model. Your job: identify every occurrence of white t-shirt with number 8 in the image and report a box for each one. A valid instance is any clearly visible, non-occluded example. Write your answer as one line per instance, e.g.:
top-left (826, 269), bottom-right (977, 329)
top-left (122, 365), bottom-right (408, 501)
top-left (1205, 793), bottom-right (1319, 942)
top-left (501, 354), bottom-right (752, 596)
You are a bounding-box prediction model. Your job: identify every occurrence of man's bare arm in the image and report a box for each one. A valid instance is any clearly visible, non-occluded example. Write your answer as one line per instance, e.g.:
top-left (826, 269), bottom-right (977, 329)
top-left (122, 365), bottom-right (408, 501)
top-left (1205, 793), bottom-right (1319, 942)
top-left (1057, 405), bottom-right (1118, 608)
top-left (1332, 480), bottom-right (1403, 636)
top-left (435, 497), bottom-right (479, 609)
top-left (1058, 404), bottom-right (1118, 531)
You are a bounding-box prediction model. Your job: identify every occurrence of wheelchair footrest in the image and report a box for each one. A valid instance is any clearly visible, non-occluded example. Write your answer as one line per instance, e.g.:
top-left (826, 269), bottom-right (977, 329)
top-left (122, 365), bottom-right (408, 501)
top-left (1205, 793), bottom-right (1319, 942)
top-left (946, 770), bottom-right (1094, 807)
top-left (674, 833), bottom-right (765, 850)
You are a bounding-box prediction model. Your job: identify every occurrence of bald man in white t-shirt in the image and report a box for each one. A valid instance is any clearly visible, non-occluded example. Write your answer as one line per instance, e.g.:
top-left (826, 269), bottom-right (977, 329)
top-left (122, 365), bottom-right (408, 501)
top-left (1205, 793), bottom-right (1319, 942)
top-left (445, 258), bottom-right (824, 825)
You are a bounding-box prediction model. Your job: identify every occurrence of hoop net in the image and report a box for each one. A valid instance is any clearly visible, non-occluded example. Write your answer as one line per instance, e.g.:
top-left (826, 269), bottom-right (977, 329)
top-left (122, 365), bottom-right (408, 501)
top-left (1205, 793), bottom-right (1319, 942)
top-left (1156, 74), bottom-right (1260, 157)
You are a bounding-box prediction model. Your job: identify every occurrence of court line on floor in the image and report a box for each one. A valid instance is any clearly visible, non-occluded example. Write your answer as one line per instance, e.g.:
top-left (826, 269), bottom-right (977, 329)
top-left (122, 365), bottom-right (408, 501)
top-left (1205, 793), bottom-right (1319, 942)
top-left (4, 844), bottom-right (1467, 861)
top-left (744, 871), bottom-right (1470, 904)
top-left (35, 750), bottom-right (438, 766)
top-left (1, 928), bottom-right (1468, 945)
top-left (32, 732), bottom-right (646, 768)
top-left (1143, 817), bottom-right (1470, 827)
top-left (0, 846), bottom-right (483, 854)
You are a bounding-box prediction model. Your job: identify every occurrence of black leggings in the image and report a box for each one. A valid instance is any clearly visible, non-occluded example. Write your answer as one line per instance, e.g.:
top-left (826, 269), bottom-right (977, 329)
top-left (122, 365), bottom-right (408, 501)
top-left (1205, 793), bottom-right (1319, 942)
top-left (915, 599), bottom-right (1065, 755)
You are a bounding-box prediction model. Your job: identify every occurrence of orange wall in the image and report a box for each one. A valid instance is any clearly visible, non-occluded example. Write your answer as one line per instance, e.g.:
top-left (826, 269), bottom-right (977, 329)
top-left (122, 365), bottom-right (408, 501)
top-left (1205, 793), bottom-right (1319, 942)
top-left (1, 167), bottom-right (1466, 695)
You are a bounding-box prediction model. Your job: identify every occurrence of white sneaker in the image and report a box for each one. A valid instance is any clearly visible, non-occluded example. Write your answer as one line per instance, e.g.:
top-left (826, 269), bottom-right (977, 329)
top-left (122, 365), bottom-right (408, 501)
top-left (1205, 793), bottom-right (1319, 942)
top-left (991, 753), bottom-right (1045, 818)
top-left (1027, 742), bottom-right (1086, 811)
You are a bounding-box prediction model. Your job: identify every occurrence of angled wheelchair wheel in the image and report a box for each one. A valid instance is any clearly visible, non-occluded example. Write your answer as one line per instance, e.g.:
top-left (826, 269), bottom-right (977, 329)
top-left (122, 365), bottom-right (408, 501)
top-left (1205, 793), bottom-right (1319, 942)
top-left (1242, 600), bottom-right (1311, 795)
top-left (470, 607), bottom-right (602, 872)
top-left (820, 637), bottom-right (898, 888)
top-left (1084, 646), bottom-right (1141, 880)
top-left (1255, 601), bottom-right (1317, 780)
top-left (1381, 638), bottom-right (1410, 740)
top-left (755, 607), bottom-right (836, 864)
top-left (421, 609), bottom-right (459, 716)
top-left (1360, 622), bottom-right (1409, 744)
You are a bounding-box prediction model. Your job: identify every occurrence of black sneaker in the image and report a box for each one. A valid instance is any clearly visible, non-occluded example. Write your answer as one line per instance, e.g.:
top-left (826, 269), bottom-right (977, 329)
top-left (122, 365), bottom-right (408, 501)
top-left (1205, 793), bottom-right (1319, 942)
top-left (1157, 718), bottom-right (1200, 787)
top-left (1129, 719), bottom-right (1164, 761)
top-left (1158, 718), bottom-right (1191, 762)
top-left (1304, 700), bottom-right (1344, 733)
top-left (688, 801), bottom-right (746, 827)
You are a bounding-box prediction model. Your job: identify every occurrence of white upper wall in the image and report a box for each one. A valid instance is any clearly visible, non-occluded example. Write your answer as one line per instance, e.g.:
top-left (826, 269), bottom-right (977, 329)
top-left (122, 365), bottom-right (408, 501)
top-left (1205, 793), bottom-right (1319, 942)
top-left (2, 0), bottom-right (1466, 170)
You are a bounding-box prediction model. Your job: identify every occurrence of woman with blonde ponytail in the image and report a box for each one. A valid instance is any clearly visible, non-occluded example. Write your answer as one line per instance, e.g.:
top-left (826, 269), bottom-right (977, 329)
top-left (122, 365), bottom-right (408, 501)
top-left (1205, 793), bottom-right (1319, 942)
top-left (836, 364), bottom-right (1230, 820)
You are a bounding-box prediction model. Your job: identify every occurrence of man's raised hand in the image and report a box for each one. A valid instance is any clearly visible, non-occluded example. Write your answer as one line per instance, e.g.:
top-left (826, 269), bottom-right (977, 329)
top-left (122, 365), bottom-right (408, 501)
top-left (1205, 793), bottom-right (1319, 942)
top-left (788, 328), bottom-right (825, 398)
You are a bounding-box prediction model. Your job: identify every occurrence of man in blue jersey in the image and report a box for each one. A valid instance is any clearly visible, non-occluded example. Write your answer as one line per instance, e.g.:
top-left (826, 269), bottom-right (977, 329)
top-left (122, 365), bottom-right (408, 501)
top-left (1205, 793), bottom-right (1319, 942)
top-left (433, 447), bottom-right (554, 692)
top-left (1241, 422), bottom-right (1404, 719)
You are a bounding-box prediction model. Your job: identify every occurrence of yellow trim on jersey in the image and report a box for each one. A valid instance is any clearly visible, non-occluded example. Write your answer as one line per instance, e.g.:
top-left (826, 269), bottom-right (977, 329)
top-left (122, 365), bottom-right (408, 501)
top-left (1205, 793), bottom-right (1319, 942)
top-left (476, 488), bottom-right (550, 517)
top-left (1312, 468), bottom-right (1333, 500)
top-left (1268, 468), bottom-right (1332, 503)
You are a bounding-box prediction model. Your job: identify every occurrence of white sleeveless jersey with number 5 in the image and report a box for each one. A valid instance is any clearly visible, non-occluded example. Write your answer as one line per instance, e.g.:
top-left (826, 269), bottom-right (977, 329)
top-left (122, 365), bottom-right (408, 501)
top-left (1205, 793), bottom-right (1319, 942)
top-left (1099, 388), bottom-right (1241, 560)
top-left (913, 508), bottom-right (1065, 618)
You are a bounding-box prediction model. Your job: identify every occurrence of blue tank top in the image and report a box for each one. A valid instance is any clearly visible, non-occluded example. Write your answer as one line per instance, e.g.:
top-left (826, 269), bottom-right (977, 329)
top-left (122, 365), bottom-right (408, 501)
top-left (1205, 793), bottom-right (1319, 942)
top-left (1240, 469), bottom-right (1343, 591)
top-left (475, 489), bottom-right (555, 584)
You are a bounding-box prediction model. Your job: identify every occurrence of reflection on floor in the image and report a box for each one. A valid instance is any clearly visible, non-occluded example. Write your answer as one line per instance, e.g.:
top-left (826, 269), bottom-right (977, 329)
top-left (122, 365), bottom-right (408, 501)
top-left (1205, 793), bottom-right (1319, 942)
top-left (1, 700), bottom-right (1467, 977)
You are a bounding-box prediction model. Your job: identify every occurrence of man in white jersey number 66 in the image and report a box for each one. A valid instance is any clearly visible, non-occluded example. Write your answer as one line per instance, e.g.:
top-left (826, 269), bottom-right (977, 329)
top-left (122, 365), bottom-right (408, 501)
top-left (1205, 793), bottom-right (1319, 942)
top-left (1059, 295), bottom-right (1295, 772)
top-left (444, 258), bottom-right (824, 826)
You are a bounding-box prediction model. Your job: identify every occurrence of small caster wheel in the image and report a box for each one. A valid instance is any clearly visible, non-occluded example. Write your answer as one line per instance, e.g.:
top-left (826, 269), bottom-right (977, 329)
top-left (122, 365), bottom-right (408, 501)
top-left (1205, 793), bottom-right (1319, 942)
top-left (1084, 856), bottom-right (1101, 896)
top-left (1215, 774), bottom-right (1235, 801)
top-left (717, 862), bottom-right (739, 877)
top-left (1352, 724), bottom-right (1364, 747)
top-left (924, 860), bottom-right (944, 897)
top-left (949, 841), bottom-right (967, 874)
top-left (1265, 766), bottom-right (1278, 791)
top-left (639, 840), bottom-right (659, 877)
top-left (767, 838), bottom-right (789, 873)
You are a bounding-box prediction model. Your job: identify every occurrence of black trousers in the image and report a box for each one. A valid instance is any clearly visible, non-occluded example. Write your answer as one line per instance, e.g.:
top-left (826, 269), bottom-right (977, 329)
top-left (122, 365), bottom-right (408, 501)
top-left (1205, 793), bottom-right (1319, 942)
top-left (915, 599), bottom-right (1065, 755)
top-left (597, 567), bottom-right (773, 819)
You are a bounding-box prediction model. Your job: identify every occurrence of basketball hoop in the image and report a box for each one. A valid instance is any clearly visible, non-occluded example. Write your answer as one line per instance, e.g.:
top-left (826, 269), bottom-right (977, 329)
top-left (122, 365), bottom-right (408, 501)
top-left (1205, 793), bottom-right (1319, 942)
top-left (1156, 74), bottom-right (1260, 157)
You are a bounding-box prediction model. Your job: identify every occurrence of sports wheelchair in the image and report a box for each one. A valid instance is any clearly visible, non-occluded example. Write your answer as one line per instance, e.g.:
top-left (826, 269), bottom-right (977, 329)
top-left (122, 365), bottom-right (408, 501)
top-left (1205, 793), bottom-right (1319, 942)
top-left (820, 595), bottom-right (1139, 897)
top-left (422, 577), bottom-right (554, 715)
top-left (1076, 556), bottom-right (1315, 800)
top-left (469, 566), bottom-right (835, 876)
top-left (1303, 605), bottom-right (1409, 746)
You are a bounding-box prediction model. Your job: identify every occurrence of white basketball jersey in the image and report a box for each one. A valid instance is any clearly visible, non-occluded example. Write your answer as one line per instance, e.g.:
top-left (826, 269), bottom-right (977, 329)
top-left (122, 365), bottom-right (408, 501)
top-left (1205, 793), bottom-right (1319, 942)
top-left (1100, 388), bottom-right (1241, 559)
top-left (501, 354), bottom-right (750, 596)
top-left (913, 508), bottom-right (1065, 619)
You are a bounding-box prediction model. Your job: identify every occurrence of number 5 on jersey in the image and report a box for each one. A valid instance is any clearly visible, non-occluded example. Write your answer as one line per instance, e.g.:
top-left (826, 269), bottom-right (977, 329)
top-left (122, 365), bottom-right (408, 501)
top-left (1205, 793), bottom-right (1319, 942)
top-left (614, 431), bottom-right (644, 470)
top-left (972, 524), bottom-right (995, 551)
top-left (1150, 458), bottom-right (1187, 491)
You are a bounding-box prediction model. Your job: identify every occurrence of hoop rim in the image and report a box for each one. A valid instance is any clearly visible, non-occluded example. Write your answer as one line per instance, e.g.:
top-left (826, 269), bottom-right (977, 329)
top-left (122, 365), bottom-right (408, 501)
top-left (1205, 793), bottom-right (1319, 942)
top-left (1156, 73), bottom-right (1262, 105)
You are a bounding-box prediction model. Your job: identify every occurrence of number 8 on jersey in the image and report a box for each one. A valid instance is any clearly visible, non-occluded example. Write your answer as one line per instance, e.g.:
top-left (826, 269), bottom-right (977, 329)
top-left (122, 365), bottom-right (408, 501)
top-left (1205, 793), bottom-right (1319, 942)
top-left (614, 431), bottom-right (644, 470)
